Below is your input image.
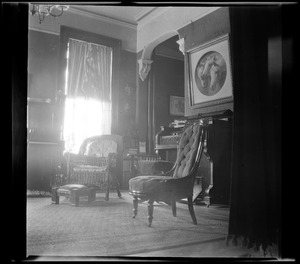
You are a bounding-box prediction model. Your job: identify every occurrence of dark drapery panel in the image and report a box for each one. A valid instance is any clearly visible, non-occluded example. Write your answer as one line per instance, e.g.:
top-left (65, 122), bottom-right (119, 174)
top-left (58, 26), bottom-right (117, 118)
top-left (228, 7), bottom-right (281, 253)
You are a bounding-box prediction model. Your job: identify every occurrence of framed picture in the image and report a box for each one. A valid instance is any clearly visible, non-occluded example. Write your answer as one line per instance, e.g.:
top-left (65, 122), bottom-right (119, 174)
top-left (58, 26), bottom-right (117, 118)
top-left (170, 96), bottom-right (185, 116)
top-left (186, 34), bottom-right (233, 115)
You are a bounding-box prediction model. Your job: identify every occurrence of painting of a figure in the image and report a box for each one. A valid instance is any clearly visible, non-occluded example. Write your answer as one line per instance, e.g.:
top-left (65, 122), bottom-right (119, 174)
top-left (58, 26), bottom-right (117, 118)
top-left (195, 51), bottom-right (227, 96)
top-left (187, 34), bottom-right (233, 109)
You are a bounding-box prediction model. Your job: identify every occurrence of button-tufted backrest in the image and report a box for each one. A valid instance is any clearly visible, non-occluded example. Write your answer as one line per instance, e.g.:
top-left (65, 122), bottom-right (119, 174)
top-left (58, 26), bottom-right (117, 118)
top-left (78, 135), bottom-right (123, 157)
top-left (85, 139), bottom-right (118, 157)
top-left (172, 124), bottom-right (202, 178)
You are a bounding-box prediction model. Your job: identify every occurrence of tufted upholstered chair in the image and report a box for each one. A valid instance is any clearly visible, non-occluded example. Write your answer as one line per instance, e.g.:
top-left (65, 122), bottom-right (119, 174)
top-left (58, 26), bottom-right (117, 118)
top-left (128, 153), bottom-right (175, 177)
top-left (135, 159), bottom-right (175, 176)
top-left (63, 135), bottom-right (123, 201)
top-left (129, 119), bottom-right (208, 226)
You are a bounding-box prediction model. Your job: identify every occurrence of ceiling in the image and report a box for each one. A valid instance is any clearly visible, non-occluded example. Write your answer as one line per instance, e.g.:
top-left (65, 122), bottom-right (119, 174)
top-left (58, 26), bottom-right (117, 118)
top-left (69, 5), bottom-right (183, 57)
top-left (70, 5), bottom-right (167, 27)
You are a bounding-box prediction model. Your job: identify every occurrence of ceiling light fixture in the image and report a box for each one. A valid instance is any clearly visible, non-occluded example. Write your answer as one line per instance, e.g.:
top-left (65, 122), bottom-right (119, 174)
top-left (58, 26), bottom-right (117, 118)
top-left (29, 3), bottom-right (69, 24)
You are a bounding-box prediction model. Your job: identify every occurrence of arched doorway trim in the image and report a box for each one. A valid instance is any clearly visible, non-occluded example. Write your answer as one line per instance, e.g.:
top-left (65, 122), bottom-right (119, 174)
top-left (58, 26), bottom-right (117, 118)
top-left (138, 30), bottom-right (180, 81)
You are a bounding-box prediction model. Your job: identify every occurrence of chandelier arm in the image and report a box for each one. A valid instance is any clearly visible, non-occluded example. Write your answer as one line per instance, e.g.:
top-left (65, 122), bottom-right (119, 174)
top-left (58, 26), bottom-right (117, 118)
top-left (49, 6), bottom-right (64, 18)
top-left (37, 11), bottom-right (45, 24)
top-left (30, 4), bottom-right (68, 23)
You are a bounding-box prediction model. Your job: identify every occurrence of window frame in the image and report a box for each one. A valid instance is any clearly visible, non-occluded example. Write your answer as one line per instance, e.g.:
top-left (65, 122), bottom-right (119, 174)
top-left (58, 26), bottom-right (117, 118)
top-left (57, 26), bottom-right (121, 135)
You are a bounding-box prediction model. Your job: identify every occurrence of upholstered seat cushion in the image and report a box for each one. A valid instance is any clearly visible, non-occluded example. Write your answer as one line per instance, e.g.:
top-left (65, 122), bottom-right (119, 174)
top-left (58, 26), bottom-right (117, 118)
top-left (129, 175), bottom-right (173, 194)
top-left (57, 184), bottom-right (90, 195)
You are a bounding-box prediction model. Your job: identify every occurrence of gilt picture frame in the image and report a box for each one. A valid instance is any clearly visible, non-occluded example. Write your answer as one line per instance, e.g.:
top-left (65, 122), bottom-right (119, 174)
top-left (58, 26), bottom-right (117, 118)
top-left (186, 34), bottom-right (233, 112)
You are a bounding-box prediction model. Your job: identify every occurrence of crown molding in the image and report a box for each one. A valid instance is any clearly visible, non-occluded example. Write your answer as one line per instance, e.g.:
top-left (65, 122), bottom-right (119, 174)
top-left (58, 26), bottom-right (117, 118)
top-left (122, 47), bottom-right (137, 53)
top-left (134, 7), bottom-right (157, 21)
top-left (137, 7), bottom-right (172, 30)
top-left (67, 6), bottom-right (138, 30)
top-left (179, 6), bottom-right (221, 29)
top-left (28, 26), bottom-right (59, 36)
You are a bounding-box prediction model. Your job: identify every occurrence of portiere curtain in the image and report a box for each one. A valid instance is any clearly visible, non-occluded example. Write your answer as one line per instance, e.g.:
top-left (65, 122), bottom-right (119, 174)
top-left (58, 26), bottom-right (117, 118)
top-left (227, 7), bottom-right (281, 255)
top-left (64, 38), bottom-right (113, 153)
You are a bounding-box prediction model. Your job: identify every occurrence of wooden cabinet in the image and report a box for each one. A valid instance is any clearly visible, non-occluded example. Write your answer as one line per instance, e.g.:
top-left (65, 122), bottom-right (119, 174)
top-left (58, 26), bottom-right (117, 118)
top-left (27, 141), bottom-right (64, 192)
top-left (27, 98), bottom-right (65, 192)
top-left (198, 118), bottom-right (232, 206)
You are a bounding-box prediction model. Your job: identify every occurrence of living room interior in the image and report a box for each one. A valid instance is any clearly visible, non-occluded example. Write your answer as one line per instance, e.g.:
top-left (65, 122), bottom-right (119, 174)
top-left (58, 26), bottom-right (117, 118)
top-left (8, 2), bottom-right (293, 261)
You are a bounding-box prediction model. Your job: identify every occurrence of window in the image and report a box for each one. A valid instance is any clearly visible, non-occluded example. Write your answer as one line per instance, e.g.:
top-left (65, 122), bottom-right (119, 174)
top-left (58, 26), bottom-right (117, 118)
top-left (63, 38), bottom-right (113, 153)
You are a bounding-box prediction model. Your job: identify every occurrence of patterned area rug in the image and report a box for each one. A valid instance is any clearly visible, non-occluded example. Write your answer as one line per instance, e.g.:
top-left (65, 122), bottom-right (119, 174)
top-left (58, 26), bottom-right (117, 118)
top-left (27, 191), bottom-right (229, 257)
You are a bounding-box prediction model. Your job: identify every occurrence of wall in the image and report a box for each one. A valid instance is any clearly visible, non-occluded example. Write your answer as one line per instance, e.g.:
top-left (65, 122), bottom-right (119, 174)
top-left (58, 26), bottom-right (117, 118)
top-left (178, 7), bottom-right (230, 53)
top-left (153, 55), bottom-right (184, 134)
top-left (135, 7), bottom-right (229, 150)
top-left (28, 30), bottom-right (61, 142)
top-left (27, 30), bottom-right (62, 191)
top-left (28, 29), bottom-right (137, 137)
top-left (29, 7), bottom-right (137, 52)
top-left (28, 28), bottom-right (137, 190)
top-left (137, 6), bottom-right (219, 52)
top-left (28, 30), bottom-right (60, 100)
top-left (177, 7), bottom-right (232, 117)
top-left (135, 49), bottom-right (149, 144)
top-left (118, 50), bottom-right (138, 138)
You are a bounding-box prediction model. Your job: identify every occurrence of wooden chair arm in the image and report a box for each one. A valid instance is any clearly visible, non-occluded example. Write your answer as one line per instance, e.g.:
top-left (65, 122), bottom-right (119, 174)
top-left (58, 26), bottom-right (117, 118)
top-left (160, 164), bottom-right (176, 176)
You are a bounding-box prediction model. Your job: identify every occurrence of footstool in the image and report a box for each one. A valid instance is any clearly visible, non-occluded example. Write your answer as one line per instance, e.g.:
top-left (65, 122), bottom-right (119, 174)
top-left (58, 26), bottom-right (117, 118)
top-left (52, 184), bottom-right (93, 207)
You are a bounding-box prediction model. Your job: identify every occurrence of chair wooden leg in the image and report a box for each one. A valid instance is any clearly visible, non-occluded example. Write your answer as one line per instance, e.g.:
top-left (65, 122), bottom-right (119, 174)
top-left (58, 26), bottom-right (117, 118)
top-left (172, 200), bottom-right (177, 217)
top-left (90, 188), bottom-right (96, 201)
top-left (105, 184), bottom-right (110, 201)
top-left (113, 175), bottom-right (122, 198)
top-left (75, 191), bottom-right (80, 207)
top-left (52, 187), bottom-right (59, 204)
top-left (71, 189), bottom-right (79, 207)
top-left (88, 190), bottom-right (92, 203)
top-left (132, 197), bottom-right (138, 218)
top-left (147, 199), bottom-right (154, 227)
top-left (116, 188), bottom-right (122, 198)
top-left (187, 195), bottom-right (197, 225)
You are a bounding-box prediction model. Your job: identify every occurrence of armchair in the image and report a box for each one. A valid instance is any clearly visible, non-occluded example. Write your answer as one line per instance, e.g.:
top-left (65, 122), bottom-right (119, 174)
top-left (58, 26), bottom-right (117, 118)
top-left (129, 119), bottom-right (208, 226)
top-left (63, 134), bottom-right (123, 201)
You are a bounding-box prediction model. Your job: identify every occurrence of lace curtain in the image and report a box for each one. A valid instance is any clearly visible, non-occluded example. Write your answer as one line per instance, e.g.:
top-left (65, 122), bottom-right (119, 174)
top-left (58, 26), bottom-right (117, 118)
top-left (63, 38), bottom-right (113, 153)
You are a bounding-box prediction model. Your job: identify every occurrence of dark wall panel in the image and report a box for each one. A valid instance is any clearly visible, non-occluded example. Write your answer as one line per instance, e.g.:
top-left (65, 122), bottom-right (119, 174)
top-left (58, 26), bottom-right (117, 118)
top-left (154, 55), bottom-right (184, 134)
top-left (178, 7), bottom-right (230, 53)
top-left (178, 7), bottom-right (232, 117)
top-left (27, 30), bottom-right (135, 191)
top-left (118, 50), bottom-right (138, 137)
top-left (28, 31), bottom-right (60, 99)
